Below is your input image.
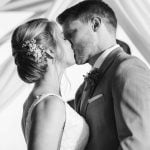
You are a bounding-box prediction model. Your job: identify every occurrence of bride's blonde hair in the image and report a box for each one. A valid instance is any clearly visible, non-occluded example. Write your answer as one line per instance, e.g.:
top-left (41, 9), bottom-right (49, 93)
top-left (11, 18), bottom-right (64, 83)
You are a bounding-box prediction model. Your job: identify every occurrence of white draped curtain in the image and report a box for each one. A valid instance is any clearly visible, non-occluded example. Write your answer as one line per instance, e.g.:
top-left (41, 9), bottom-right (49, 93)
top-left (0, 0), bottom-right (149, 150)
top-left (105, 0), bottom-right (150, 65)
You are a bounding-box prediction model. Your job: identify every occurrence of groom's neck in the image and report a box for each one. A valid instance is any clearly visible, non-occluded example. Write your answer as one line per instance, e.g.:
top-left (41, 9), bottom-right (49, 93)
top-left (88, 40), bottom-right (117, 66)
top-left (88, 51), bottom-right (103, 67)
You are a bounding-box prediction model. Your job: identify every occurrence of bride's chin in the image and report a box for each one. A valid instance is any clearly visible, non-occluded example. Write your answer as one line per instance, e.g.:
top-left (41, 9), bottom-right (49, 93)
top-left (66, 61), bottom-right (76, 68)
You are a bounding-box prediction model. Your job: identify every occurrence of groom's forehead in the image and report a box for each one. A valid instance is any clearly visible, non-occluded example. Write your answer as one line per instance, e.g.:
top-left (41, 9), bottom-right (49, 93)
top-left (63, 20), bottom-right (82, 31)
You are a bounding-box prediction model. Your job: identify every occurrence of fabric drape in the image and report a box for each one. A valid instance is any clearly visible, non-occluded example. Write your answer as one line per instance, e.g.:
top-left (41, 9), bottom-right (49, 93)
top-left (0, 0), bottom-right (149, 150)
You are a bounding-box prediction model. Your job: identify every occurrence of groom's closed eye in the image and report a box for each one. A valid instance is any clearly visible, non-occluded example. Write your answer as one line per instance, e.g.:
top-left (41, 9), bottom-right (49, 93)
top-left (64, 33), bottom-right (72, 40)
top-left (64, 30), bottom-right (76, 40)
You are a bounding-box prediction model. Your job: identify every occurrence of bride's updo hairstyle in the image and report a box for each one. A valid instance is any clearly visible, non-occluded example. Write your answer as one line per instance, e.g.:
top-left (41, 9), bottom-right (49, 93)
top-left (11, 18), bottom-right (63, 83)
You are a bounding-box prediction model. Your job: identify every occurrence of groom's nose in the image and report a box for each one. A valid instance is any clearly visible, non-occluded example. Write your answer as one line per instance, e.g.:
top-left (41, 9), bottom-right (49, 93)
top-left (69, 40), bottom-right (73, 49)
top-left (70, 42), bottom-right (75, 52)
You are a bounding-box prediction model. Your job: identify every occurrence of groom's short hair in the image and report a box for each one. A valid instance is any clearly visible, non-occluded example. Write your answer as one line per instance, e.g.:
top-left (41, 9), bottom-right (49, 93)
top-left (57, 0), bottom-right (117, 30)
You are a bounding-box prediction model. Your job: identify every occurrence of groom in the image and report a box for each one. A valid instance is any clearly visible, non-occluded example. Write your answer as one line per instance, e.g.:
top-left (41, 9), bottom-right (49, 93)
top-left (57, 1), bottom-right (150, 150)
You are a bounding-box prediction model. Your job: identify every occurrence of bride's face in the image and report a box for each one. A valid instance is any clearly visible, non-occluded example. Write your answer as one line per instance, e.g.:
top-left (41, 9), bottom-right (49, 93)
top-left (56, 28), bottom-right (75, 67)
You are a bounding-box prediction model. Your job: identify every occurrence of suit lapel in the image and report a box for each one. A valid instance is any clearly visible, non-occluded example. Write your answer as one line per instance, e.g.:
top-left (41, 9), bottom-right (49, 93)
top-left (97, 47), bottom-right (123, 79)
top-left (80, 48), bottom-right (123, 117)
top-left (75, 82), bottom-right (86, 113)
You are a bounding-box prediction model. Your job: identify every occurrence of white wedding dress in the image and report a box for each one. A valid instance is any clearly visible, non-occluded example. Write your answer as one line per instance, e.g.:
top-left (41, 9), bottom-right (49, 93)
top-left (22, 93), bottom-right (89, 150)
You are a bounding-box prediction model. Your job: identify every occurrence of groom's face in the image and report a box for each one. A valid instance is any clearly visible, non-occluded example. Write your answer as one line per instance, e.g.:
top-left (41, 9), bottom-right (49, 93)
top-left (62, 20), bottom-right (96, 65)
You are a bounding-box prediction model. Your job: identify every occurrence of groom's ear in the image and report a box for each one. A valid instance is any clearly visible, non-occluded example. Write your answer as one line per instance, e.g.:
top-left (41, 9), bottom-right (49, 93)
top-left (91, 16), bottom-right (101, 32)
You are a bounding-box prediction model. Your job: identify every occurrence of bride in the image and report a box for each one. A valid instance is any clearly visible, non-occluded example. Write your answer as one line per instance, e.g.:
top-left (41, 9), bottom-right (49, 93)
top-left (11, 18), bottom-right (89, 150)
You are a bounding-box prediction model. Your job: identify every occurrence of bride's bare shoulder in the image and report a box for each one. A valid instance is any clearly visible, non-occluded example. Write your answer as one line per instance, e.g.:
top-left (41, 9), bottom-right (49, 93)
top-left (31, 95), bottom-right (66, 123)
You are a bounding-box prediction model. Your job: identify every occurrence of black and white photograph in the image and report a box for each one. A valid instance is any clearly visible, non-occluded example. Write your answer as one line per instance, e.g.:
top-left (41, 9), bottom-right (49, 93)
top-left (0, 0), bottom-right (150, 150)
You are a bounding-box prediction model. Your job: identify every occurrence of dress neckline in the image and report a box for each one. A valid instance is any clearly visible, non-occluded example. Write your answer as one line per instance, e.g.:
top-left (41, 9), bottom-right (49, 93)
top-left (35, 93), bottom-right (63, 101)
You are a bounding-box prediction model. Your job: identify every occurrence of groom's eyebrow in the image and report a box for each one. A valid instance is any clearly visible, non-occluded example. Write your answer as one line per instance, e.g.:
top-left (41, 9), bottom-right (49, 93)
top-left (64, 31), bottom-right (72, 39)
top-left (64, 29), bottom-right (76, 39)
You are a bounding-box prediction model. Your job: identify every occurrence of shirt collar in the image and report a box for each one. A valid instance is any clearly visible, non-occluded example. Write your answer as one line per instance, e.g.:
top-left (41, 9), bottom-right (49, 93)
top-left (93, 44), bottom-right (120, 69)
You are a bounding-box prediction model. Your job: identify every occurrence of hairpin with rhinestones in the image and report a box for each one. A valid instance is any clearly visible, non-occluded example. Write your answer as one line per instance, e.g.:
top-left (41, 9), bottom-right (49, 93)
top-left (22, 39), bottom-right (47, 63)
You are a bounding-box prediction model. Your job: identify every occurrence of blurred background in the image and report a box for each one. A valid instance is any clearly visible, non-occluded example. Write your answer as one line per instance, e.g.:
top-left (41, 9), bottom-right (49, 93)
top-left (0, 0), bottom-right (150, 149)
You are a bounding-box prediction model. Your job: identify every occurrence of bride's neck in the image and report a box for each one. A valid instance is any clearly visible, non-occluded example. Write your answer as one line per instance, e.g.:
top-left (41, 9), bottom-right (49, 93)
top-left (33, 63), bottom-right (65, 96)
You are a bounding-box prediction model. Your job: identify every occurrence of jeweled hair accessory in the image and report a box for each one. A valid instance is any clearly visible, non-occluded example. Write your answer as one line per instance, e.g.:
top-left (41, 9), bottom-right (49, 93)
top-left (22, 39), bottom-right (47, 63)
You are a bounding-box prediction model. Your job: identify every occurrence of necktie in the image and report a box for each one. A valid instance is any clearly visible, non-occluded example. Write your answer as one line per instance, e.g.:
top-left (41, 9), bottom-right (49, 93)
top-left (80, 68), bottom-right (100, 114)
